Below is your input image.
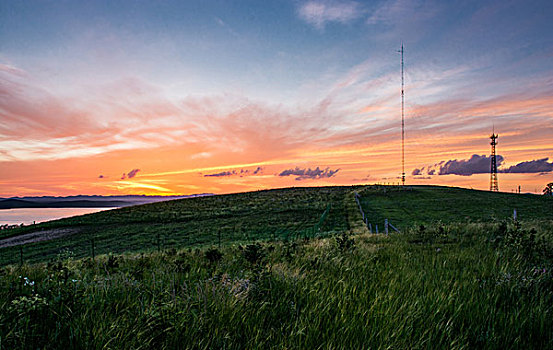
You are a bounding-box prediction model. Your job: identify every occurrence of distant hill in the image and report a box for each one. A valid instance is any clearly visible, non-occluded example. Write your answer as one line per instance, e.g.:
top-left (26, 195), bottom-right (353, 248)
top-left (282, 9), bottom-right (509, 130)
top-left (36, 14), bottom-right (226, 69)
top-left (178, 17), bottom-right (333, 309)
top-left (0, 199), bottom-right (132, 209)
top-left (0, 199), bottom-right (40, 209)
top-left (0, 194), bottom-right (213, 209)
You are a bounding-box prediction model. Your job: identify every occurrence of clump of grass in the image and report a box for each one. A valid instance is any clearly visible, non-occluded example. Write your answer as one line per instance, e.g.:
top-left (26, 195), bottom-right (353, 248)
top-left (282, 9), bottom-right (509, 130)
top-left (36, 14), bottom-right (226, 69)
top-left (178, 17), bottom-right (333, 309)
top-left (335, 232), bottom-right (355, 251)
top-left (241, 243), bottom-right (265, 265)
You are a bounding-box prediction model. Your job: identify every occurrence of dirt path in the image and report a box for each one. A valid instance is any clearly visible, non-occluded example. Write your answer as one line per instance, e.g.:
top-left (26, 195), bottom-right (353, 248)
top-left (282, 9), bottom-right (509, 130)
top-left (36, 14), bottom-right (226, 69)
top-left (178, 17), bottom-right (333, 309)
top-left (0, 228), bottom-right (80, 248)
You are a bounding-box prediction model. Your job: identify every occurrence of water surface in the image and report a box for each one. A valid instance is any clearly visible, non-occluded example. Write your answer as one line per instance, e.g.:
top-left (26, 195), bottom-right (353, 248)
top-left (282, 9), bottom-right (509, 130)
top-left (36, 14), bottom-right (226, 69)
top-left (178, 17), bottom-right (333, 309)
top-left (0, 208), bottom-right (117, 225)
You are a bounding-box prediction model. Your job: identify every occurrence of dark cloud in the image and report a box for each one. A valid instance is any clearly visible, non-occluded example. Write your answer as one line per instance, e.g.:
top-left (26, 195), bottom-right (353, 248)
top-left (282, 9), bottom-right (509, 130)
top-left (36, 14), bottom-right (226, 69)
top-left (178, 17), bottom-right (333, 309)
top-left (499, 158), bottom-right (553, 174)
top-left (204, 170), bottom-right (236, 177)
top-left (415, 155), bottom-right (552, 177)
top-left (204, 167), bottom-right (264, 178)
top-left (278, 166), bottom-right (340, 180)
top-left (438, 154), bottom-right (504, 176)
top-left (127, 169), bottom-right (140, 178)
top-left (120, 168), bottom-right (141, 180)
top-left (98, 175), bottom-right (104, 179)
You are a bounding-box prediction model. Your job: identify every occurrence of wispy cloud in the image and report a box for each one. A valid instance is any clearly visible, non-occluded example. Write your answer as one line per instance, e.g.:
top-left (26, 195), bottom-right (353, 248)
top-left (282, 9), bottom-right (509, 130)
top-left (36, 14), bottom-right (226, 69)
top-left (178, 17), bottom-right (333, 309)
top-left (203, 167), bottom-right (264, 178)
top-left (110, 181), bottom-right (173, 193)
top-left (120, 169), bottom-right (140, 180)
top-left (204, 170), bottom-right (236, 177)
top-left (127, 169), bottom-right (141, 178)
top-left (297, 1), bottom-right (364, 29)
top-left (253, 166), bottom-right (263, 175)
top-left (367, 0), bottom-right (439, 25)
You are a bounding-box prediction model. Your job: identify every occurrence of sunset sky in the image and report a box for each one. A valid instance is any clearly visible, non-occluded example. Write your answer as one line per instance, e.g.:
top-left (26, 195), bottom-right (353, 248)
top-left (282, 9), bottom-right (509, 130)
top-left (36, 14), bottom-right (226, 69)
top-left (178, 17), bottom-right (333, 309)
top-left (1, 0), bottom-right (552, 197)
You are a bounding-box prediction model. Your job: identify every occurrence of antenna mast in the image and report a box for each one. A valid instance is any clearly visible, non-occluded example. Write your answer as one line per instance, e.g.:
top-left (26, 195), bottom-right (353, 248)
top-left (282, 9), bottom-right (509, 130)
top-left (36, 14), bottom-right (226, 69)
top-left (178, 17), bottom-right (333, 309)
top-left (490, 129), bottom-right (499, 192)
top-left (399, 43), bottom-right (405, 186)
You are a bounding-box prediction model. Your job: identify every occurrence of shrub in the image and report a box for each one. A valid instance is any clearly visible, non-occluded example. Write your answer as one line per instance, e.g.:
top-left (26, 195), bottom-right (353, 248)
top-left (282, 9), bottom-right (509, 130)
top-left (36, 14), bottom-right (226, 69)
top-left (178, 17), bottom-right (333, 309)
top-left (242, 243), bottom-right (265, 265)
top-left (205, 248), bottom-right (223, 264)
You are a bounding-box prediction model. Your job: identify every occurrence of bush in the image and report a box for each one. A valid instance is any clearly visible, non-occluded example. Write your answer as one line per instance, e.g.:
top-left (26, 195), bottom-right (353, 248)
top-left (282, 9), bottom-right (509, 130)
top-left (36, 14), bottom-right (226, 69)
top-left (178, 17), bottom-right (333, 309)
top-left (242, 243), bottom-right (265, 265)
top-left (205, 248), bottom-right (223, 264)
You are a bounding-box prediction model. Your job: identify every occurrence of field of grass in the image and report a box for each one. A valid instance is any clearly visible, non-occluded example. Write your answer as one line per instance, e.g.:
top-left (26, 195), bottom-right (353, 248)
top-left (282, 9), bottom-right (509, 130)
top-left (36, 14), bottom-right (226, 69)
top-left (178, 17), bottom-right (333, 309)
top-left (0, 186), bottom-right (356, 266)
top-left (1, 219), bottom-right (552, 348)
top-left (2, 185), bottom-right (551, 266)
top-left (1, 185), bottom-right (552, 349)
top-left (357, 185), bottom-right (553, 230)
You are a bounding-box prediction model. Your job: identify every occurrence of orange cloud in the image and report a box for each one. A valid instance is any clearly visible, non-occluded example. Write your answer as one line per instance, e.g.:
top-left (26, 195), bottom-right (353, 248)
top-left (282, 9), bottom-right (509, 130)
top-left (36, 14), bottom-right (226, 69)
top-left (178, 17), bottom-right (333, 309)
top-left (1, 63), bottom-right (552, 197)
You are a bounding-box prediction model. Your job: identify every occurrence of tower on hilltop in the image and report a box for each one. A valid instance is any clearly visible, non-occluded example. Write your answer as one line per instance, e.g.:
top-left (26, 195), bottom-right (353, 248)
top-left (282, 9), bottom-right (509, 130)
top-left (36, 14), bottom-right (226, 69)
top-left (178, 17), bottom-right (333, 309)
top-left (490, 132), bottom-right (499, 192)
top-left (398, 43), bottom-right (405, 186)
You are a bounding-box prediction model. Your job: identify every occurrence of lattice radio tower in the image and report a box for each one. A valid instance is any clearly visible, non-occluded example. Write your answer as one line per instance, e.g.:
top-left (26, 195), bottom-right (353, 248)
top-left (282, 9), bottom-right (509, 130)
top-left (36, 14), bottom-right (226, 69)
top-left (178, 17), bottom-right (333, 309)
top-left (398, 43), bottom-right (405, 186)
top-left (490, 131), bottom-right (499, 192)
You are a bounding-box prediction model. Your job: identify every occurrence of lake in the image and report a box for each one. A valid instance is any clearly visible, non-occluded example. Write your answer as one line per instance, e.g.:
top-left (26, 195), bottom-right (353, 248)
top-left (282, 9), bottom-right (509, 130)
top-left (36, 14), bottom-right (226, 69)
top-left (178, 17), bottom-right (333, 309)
top-left (0, 208), bottom-right (117, 225)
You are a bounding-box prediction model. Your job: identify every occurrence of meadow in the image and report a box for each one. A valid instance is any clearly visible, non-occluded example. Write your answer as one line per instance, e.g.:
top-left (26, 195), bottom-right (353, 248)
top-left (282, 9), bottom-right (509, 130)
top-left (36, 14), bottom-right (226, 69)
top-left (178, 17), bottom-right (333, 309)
top-left (0, 186), bottom-right (354, 266)
top-left (0, 185), bottom-right (552, 349)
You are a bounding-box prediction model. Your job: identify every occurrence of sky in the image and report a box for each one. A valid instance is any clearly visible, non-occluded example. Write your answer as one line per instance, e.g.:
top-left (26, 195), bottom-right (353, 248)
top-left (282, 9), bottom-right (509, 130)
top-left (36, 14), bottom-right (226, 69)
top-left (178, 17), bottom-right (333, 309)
top-left (1, 0), bottom-right (552, 197)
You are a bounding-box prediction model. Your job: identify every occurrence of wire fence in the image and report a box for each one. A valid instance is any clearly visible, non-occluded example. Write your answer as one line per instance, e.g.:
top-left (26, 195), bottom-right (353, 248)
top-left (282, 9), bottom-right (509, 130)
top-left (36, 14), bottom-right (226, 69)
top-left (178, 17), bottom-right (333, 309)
top-left (354, 191), bottom-right (400, 235)
top-left (1, 203), bottom-right (335, 266)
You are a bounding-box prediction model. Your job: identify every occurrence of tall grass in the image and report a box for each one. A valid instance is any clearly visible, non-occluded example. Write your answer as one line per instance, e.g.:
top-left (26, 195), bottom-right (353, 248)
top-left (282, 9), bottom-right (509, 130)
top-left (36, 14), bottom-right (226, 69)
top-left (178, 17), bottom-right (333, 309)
top-left (1, 219), bottom-right (551, 349)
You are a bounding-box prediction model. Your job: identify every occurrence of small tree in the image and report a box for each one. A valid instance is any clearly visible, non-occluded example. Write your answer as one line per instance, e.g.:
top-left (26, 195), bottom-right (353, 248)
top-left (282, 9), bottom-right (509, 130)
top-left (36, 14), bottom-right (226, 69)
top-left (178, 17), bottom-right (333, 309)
top-left (543, 182), bottom-right (553, 196)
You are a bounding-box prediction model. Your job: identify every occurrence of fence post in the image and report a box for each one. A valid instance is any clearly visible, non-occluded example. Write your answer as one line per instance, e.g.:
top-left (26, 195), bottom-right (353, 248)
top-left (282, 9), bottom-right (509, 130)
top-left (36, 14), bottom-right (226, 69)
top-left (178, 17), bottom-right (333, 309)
top-left (376, 225), bottom-right (379, 234)
top-left (385, 219), bottom-right (389, 235)
top-left (369, 223), bottom-right (372, 233)
top-left (19, 246), bottom-right (23, 266)
top-left (91, 238), bottom-right (95, 260)
top-left (513, 209), bottom-right (517, 221)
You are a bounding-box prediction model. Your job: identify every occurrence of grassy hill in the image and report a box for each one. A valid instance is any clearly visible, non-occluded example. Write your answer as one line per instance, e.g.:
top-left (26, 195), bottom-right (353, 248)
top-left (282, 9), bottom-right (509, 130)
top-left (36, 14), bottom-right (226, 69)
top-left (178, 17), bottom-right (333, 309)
top-left (0, 186), bottom-right (355, 265)
top-left (357, 185), bottom-right (553, 229)
top-left (1, 185), bottom-right (552, 266)
top-left (1, 185), bottom-right (552, 349)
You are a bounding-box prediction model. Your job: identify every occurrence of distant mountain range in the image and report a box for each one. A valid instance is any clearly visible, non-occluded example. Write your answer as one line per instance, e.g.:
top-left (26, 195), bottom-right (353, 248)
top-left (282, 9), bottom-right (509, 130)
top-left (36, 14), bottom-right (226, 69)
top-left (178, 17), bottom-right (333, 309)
top-left (0, 194), bottom-right (213, 209)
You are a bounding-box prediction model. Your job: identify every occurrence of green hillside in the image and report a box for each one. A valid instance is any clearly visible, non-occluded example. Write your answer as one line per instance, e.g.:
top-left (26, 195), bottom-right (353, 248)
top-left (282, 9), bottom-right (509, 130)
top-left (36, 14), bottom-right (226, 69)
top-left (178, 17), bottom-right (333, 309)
top-left (1, 185), bottom-right (552, 266)
top-left (1, 185), bottom-right (553, 349)
top-left (357, 185), bottom-right (553, 230)
top-left (0, 186), bottom-right (354, 265)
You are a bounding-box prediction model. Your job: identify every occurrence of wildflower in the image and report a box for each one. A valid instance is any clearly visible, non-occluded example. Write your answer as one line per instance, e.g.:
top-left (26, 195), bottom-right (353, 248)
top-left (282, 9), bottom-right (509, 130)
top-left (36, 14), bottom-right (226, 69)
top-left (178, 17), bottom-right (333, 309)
top-left (21, 276), bottom-right (35, 286)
